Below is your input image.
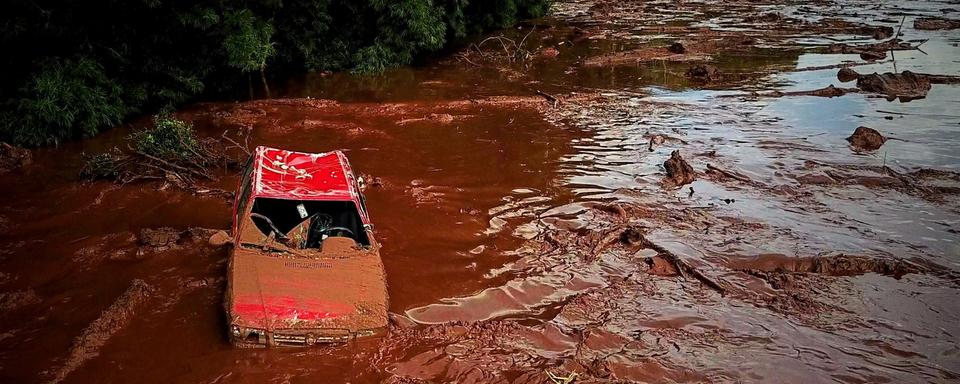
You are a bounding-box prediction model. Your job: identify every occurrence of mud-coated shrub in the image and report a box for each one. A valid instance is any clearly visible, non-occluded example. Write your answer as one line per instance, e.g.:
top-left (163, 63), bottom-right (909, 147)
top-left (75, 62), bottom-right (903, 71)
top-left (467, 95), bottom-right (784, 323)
top-left (80, 150), bottom-right (123, 180)
top-left (130, 116), bottom-right (201, 161)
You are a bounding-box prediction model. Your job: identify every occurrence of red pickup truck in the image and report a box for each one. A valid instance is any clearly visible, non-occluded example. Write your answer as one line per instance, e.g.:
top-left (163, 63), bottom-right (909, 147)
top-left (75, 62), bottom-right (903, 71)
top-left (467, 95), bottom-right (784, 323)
top-left (225, 146), bottom-right (388, 347)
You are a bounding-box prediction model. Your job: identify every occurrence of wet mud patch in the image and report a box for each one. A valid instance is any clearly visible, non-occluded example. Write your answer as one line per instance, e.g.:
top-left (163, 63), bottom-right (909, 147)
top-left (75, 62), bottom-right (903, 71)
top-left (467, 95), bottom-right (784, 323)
top-left (0, 143), bottom-right (31, 174)
top-left (914, 17), bottom-right (960, 30)
top-left (379, 321), bottom-right (566, 382)
top-left (740, 270), bottom-right (834, 315)
top-left (532, 56), bottom-right (960, 378)
top-left (824, 38), bottom-right (920, 61)
top-left (796, 160), bottom-right (960, 203)
top-left (380, 315), bottom-right (704, 383)
top-left (727, 253), bottom-right (929, 278)
top-left (0, 289), bottom-right (41, 313)
top-left (72, 232), bottom-right (139, 264)
top-left (46, 280), bottom-right (155, 384)
top-left (582, 46), bottom-right (714, 67)
top-left (522, 210), bottom-right (959, 380)
top-left (191, 94), bottom-right (603, 133)
top-left (136, 227), bottom-right (223, 252)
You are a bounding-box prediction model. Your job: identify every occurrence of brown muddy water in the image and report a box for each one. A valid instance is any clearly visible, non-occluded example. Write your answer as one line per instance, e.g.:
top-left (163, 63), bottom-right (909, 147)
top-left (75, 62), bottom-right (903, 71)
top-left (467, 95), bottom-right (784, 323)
top-left (2, 0), bottom-right (960, 383)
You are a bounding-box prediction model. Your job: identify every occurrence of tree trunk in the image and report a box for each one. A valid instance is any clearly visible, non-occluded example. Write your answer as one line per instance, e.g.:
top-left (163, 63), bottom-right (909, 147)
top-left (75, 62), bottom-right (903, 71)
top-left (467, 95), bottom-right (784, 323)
top-left (247, 73), bottom-right (254, 100)
top-left (260, 67), bottom-right (271, 99)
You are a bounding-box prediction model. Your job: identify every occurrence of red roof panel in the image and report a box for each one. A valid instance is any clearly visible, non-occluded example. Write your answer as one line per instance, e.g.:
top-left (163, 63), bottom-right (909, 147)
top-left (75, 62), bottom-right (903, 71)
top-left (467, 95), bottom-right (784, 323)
top-left (251, 146), bottom-right (363, 209)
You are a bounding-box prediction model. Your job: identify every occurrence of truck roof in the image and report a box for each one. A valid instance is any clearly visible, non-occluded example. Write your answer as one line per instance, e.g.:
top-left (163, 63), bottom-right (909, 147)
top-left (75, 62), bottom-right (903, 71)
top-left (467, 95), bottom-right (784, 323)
top-left (250, 146), bottom-right (367, 222)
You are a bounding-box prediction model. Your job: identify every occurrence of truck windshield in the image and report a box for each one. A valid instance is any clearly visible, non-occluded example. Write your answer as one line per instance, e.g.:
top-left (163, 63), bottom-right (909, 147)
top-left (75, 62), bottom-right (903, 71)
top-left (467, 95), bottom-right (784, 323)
top-left (245, 198), bottom-right (370, 247)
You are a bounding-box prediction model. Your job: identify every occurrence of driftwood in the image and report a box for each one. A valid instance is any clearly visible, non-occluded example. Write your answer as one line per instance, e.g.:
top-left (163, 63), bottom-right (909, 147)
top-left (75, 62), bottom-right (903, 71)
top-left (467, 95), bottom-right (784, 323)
top-left (458, 26), bottom-right (538, 66)
top-left (81, 124), bottom-right (249, 197)
top-left (706, 164), bottom-right (751, 183)
top-left (792, 59), bottom-right (892, 73)
top-left (721, 84), bottom-right (859, 99)
top-left (536, 90), bottom-right (560, 107)
top-left (637, 234), bottom-right (728, 295)
top-left (586, 224), bottom-right (728, 295)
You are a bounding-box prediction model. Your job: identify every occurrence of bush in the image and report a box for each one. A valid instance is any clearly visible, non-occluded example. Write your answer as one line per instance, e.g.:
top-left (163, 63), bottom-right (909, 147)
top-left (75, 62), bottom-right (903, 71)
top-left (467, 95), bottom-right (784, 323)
top-left (130, 116), bottom-right (201, 161)
top-left (80, 115), bottom-right (239, 186)
top-left (0, 57), bottom-right (132, 146)
top-left (79, 150), bottom-right (123, 180)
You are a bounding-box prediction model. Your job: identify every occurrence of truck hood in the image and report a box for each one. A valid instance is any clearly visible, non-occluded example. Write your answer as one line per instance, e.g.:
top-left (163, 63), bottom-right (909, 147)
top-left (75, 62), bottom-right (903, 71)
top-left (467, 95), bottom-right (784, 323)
top-left (227, 244), bottom-right (388, 332)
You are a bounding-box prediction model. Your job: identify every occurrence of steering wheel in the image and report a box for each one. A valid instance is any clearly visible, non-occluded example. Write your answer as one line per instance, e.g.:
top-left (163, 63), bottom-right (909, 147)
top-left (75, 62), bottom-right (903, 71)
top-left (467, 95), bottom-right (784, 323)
top-left (305, 213), bottom-right (332, 244)
top-left (250, 213), bottom-right (288, 241)
top-left (322, 226), bottom-right (355, 238)
top-left (307, 213), bottom-right (333, 229)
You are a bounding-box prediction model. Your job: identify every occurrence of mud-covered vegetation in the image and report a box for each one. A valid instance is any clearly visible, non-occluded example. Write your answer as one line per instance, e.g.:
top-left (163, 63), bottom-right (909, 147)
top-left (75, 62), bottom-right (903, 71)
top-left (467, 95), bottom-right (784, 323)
top-left (0, 0), bottom-right (551, 146)
top-left (80, 115), bottom-right (244, 194)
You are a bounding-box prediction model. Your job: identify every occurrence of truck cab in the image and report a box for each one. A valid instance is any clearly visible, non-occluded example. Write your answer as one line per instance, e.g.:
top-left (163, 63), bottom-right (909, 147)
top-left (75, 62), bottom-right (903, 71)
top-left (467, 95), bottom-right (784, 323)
top-left (226, 146), bottom-right (388, 347)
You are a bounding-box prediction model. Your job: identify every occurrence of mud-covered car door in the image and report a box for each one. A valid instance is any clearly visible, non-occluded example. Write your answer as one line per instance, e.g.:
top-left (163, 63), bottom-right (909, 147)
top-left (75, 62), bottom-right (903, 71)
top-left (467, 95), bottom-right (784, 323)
top-left (232, 156), bottom-right (255, 240)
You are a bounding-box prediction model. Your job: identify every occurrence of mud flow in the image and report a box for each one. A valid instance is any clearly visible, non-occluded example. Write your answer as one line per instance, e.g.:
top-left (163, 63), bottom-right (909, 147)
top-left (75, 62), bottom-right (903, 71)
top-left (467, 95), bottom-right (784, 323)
top-left (2, 0), bottom-right (960, 383)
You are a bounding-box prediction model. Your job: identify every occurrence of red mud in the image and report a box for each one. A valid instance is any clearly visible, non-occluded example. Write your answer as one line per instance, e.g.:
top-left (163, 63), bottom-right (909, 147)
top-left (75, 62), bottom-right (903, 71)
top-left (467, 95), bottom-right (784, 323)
top-left (914, 17), bottom-right (960, 30)
top-left (645, 256), bottom-right (680, 277)
top-left (0, 289), bottom-right (40, 312)
top-left (48, 280), bottom-right (154, 384)
top-left (0, 143), bottom-right (31, 174)
top-left (582, 47), bottom-right (713, 67)
top-left (726, 253), bottom-right (927, 278)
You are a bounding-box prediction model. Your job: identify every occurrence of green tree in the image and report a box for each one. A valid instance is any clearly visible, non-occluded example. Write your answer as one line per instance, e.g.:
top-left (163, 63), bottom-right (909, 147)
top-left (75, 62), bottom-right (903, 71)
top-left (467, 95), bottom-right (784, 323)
top-left (222, 9), bottom-right (275, 96)
top-left (0, 0), bottom-right (553, 146)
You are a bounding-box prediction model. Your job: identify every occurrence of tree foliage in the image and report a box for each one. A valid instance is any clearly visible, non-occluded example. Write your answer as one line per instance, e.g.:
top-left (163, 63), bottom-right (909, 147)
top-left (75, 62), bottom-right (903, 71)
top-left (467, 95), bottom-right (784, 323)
top-left (1, 0), bottom-right (552, 146)
top-left (131, 116), bottom-right (202, 161)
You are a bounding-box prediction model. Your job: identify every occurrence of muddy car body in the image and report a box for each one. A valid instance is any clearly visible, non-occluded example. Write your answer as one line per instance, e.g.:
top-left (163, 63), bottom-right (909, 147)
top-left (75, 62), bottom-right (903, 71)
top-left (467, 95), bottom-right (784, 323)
top-left (226, 146), bottom-right (388, 347)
